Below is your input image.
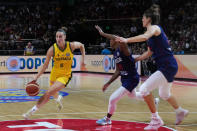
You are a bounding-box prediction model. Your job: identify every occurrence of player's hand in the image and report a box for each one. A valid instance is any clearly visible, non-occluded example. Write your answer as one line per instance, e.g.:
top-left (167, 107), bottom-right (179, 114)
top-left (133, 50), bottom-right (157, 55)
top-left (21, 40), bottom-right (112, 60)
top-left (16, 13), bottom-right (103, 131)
top-left (32, 76), bottom-right (38, 83)
top-left (28, 80), bottom-right (37, 84)
top-left (115, 37), bottom-right (128, 44)
top-left (80, 62), bottom-right (87, 71)
top-left (102, 83), bottom-right (110, 92)
top-left (134, 58), bottom-right (137, 63)
top-left (95, 25), bottom-right (104, 35)
top-left (81, 62), bottom-right (86, 67)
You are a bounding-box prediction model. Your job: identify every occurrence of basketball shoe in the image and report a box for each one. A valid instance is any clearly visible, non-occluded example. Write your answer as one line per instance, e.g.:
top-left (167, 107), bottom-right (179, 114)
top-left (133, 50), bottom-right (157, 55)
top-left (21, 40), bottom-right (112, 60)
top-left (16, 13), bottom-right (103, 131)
top-left (144, 116), bottom-right (164, 130)
top-left (22, 109), bottom-right (35, 120)
top-left (22, 105), bottom-right (38, 120)
top-left (22, 113), bottom-right (31, 120)
top-left (175, 109), bottom-right (189, 125)
top-left (56, 100), bottom-right (63, 111)
top-left (55, 95), bottom-right (63, 111)
top-left (96, 116), bottom-right (112, 125)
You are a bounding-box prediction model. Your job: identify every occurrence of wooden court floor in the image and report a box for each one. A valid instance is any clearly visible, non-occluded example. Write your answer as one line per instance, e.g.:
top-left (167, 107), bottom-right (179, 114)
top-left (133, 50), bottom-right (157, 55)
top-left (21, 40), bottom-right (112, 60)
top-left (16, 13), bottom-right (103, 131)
top-left (0, 73), bottom-right (197, 131)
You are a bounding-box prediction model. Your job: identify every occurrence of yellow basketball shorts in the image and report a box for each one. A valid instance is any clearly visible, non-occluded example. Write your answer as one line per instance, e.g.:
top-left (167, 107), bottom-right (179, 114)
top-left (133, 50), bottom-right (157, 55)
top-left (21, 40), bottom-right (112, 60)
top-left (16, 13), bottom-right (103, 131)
top-left (50, 72), bottom-right (72, 87)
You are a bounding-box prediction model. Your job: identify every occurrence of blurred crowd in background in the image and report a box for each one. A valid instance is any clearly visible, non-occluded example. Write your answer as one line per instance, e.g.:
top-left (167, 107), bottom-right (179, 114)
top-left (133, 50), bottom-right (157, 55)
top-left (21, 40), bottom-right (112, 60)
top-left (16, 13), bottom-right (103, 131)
top-left (0, 0), bottom-right (196, 56)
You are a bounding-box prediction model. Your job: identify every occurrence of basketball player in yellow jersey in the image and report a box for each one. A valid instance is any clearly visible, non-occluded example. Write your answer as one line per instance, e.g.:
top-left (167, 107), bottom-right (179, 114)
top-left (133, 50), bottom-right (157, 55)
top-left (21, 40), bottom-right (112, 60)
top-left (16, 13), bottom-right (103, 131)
top-left (23, 27), bottom-right (86, 119)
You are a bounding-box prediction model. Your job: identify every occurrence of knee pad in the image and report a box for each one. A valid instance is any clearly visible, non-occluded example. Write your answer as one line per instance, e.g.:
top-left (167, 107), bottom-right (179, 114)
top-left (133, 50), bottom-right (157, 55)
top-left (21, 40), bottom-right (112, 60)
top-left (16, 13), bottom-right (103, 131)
top-left (159, 91), bottom-right (171, 100)
top-left (139, 83), bottom-right (150, 97)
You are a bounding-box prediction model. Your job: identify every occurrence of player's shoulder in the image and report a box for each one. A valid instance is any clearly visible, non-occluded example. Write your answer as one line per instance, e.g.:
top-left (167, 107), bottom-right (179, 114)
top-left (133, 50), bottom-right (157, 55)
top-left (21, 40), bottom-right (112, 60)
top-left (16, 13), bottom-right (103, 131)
top-left (70, 41), bottom-right (80, 45)
top-left (151, 25), bottom-right (161, 36)
top-left (151, 25), bottom-right (160, 30)
top-left (47, 45), bottom-right (54, 53)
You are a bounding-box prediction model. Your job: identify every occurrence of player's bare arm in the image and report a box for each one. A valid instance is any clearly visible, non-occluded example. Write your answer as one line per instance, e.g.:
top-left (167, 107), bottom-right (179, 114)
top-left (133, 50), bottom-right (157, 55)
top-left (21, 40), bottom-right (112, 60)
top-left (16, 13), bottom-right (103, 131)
top-left (71, 41), bottom-right (86, 65)
top-left (95, 25), bottom-right (117, 40)
top-left (135, 47), bottom-right (153, 62)
top-left (116, 25), bottom-right (160, 43)
top-left (34, 46), bottom-right (53, 81)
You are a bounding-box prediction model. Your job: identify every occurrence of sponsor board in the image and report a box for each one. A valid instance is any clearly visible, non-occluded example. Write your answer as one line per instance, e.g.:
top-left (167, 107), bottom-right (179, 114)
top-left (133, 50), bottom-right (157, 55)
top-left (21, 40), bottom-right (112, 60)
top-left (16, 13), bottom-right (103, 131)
top-left (84, 55), bottom-right (141, 74)
top-left (0, 55), bottom-right (141, 75)
top-left (2, 55), bottom-right (197, 79)
top-left (175, 55), bottom-right (197, 79)
top-left (0, 56), bottom-right (81, 73)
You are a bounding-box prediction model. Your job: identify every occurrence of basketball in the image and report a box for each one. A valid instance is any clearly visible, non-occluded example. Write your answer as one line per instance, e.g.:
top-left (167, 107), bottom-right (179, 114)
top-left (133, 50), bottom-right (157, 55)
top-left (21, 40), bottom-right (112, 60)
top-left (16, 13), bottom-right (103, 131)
top-left (26, 81), bottom-right (40, 96)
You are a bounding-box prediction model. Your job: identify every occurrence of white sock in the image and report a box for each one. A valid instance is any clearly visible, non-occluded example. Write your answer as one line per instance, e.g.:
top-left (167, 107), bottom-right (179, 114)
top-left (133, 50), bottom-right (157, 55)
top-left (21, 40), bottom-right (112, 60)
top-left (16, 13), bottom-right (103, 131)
top-left (57, 95), bottom-right (63, 101)
top-left (175, 107), bottom-right (183, 114)
top-left (152, 112), bottom-right (159, 118)
top-left (27, 105), bottom-right (38, 115)
top-left (32, 105), bottom-right (38, 112)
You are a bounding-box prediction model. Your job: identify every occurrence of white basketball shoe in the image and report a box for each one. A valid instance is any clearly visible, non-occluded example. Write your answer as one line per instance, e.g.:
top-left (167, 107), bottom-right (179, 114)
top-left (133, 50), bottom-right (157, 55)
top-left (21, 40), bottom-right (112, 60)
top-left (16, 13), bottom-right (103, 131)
top-left (96, 116), bottom-right (112, 125)
top-left (144, 116), bottom-right (164, 130)
top-left (175, 109), bottom-right (189, 125)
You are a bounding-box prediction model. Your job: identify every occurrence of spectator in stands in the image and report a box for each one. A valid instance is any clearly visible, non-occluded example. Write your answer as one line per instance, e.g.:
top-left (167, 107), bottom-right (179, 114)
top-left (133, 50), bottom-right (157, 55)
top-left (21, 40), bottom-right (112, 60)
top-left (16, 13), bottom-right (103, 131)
top-left (24, 42), bottom-right (35, 56)
top-left (101, 46), bottom-right (112, 55)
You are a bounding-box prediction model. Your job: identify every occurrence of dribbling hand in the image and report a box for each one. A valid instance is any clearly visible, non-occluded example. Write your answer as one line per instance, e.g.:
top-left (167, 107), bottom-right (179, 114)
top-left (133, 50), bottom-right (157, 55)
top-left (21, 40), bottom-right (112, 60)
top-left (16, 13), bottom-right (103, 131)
top-left (28, 80), bottom-right (37, 85)
top-left (32, 76), bottom-right (38, 83)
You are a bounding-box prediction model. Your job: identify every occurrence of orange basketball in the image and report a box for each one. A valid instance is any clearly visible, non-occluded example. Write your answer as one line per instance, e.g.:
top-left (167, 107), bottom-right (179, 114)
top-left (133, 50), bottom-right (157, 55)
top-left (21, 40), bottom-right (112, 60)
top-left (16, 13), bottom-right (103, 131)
top-left (26, 82), bottom-right (40, 96)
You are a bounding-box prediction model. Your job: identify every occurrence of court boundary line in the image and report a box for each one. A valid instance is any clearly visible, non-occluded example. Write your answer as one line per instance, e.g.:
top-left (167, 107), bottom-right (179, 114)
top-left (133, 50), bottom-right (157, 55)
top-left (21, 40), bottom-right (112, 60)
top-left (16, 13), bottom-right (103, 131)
top-left (0, 118), bottom-right (177, 131)
top-left (1, 117), bottom-right (197, 128)
top-left (1, 115), bottom-right (196, 128)
top-left (1, 111), bottom-right (197, 118)
top-left (1, 111), bottom-right (196, 128)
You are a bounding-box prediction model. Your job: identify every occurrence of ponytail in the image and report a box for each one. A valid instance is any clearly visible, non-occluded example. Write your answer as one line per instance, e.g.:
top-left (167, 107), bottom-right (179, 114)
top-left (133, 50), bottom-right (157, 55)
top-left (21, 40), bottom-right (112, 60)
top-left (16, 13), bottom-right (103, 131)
top-left (57, 27), bottom-right (68, 35)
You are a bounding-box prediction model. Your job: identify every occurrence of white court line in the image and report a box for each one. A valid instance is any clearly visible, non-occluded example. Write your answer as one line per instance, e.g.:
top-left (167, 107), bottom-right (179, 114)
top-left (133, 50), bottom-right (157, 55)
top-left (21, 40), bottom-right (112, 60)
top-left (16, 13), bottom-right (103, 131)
top-left (168, 124), bottom-right (197, 127)
top-left (1, 111), bottom-right (197, 118)
top-left (174, 80), bottom-right (197, 85)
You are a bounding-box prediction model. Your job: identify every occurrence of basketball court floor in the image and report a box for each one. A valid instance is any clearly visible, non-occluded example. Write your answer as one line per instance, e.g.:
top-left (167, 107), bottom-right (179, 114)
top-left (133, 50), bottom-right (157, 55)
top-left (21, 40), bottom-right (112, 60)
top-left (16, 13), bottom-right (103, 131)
top-left (0, 73), bottom-right (197, 131)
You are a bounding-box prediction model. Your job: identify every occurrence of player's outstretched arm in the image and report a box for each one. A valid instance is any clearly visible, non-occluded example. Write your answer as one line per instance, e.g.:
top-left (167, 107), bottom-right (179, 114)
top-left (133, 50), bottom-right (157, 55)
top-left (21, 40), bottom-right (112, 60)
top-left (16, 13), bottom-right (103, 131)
top-left (116, 25), bottom-right (160, 43)
top-left (95, 25), bottom-right (117, 40)
top-left (34, 46), bottom-right (53, 81)
top-left (103, 64), bottom-right (120, 92)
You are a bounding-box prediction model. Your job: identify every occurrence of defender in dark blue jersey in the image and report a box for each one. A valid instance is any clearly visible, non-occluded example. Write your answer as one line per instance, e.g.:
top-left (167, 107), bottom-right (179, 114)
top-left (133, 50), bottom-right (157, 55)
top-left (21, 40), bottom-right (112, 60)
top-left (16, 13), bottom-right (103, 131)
top-left (95, 25), bottom-right (144, 126)
top-left (116, 4), bottom-right (188, 130)
top-left (114, 47), bottom-right (139, 92)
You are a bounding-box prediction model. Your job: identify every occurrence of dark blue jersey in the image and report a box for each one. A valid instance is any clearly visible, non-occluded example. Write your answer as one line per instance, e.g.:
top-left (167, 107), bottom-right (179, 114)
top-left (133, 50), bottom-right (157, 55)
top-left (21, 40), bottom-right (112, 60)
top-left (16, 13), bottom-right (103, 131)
top-left (113, 48), bottom-right (139, 92)
top-left (147, 26), bottom-right (178, 82)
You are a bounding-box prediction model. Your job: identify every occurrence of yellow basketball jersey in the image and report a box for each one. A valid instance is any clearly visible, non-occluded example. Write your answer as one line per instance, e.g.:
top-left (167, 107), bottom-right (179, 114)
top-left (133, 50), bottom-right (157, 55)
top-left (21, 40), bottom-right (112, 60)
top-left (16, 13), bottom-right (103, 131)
top-left (52, 41), bottom-right (73, 76)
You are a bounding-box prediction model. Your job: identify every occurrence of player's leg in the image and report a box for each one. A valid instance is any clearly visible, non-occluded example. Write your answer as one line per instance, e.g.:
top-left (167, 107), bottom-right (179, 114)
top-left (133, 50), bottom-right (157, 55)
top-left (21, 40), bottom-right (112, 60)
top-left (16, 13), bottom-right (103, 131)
top-left (96, 86), bottom-right (127, 125)
top-left (23, 81), bottom-right (65, 119)
top-left (128, 88), bottom-right (160, 109)
top-left (50, 81), bottom-right (63, 111)
top-left (139, 71), bottom-right (164, 130)
top-left (127, 88), bottom-right (144, 100)
top-left (23, 75), bottom-right (71, 119)
top-left (159, 78), bottom-right (189, 125)
top-left (50, 73), bottom-right (63, 107)
top-left (37, 81), bottom-right (65, 108)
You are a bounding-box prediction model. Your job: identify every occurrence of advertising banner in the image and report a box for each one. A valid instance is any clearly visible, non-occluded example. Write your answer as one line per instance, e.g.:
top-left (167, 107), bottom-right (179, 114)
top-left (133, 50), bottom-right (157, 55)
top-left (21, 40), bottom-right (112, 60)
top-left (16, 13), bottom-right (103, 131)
top-left (0, 56), bottom-right (81, 73)
top-left (83, 55), bottom-right (141, 74)
top-left (175, 55), bottom-right (197, 79)
top-left (0, 55), bottom-right (141, 75)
